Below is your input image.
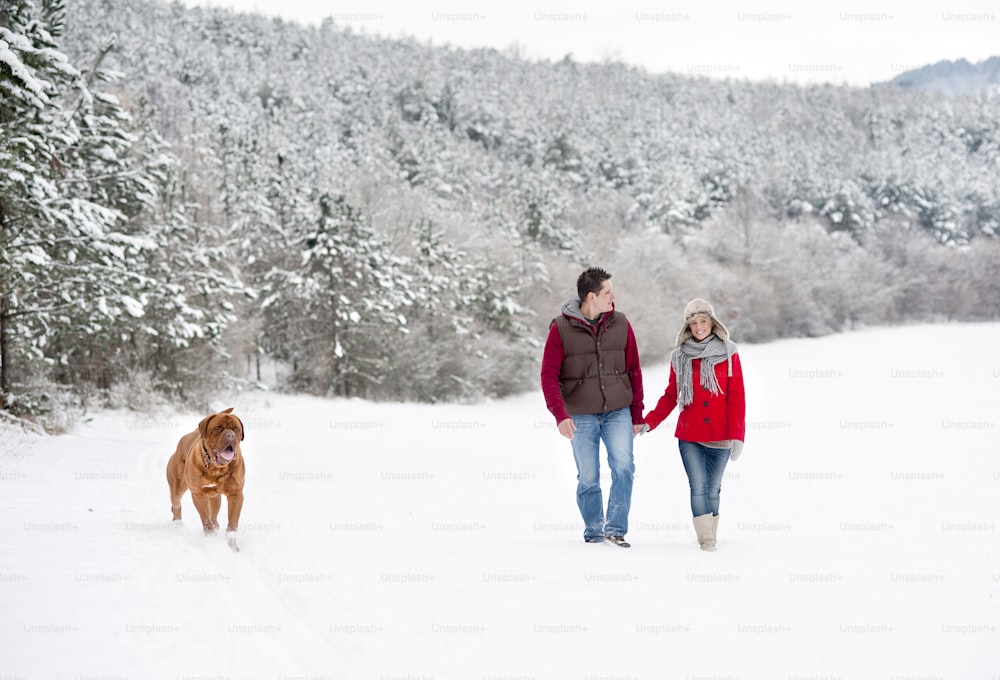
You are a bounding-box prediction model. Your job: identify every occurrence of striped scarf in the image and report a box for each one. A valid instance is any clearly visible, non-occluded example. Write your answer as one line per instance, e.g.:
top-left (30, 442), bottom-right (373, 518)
top-left (671, 335), bottom-right (737, 408)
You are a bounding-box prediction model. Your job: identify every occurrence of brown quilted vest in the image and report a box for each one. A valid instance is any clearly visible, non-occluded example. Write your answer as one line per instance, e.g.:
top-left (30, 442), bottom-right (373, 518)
top-left (553, 311), bottom-right (633, 415)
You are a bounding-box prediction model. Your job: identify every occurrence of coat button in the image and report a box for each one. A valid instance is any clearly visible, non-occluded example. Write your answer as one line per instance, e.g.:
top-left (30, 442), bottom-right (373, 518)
top-left (704, 418), bottom-right (710, 423)
top-left (703, 401), bottom-right (709, 407)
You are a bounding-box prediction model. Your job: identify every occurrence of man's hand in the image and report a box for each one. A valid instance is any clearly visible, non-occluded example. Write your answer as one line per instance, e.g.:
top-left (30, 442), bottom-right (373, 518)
top-left (633, 423), bottom-right (649, 437)
top-left (557, 418), bottom-right (576, 440)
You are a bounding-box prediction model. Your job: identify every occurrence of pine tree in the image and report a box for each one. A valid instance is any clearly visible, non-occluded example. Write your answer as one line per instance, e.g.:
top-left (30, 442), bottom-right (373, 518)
top-left (388, 219), bottom-right (535, 401)
top-left (263, 193), bottom-right (410, 397)
top-left (130, 97), bottom-right (249, 395)
top-left (1, 0), bottom-right (99, 409)
top-left (387, 220), bottom-right (480, 401)
top-left (0, 0), bottom-right (216, 412)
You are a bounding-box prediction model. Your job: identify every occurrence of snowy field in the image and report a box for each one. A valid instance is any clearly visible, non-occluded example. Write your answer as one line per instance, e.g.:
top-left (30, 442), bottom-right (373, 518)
top-left (1, 323), bottom-right (998, 680)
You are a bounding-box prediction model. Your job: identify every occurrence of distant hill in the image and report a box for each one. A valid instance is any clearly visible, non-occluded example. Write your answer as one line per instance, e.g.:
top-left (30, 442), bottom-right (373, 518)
top-left (48, 0), bottom-right (1000, 387)
top-left (882, 56), bottom-right (1000, 98)
top-left (4, 0), bottom-right (1000, 413)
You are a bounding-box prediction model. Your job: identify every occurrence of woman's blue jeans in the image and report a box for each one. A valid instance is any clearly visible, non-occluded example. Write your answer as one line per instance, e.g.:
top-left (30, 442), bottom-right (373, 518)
top-left (569, 407), bottom-right (635, 540)
top-left (678, 440), bottom-right (731, 517)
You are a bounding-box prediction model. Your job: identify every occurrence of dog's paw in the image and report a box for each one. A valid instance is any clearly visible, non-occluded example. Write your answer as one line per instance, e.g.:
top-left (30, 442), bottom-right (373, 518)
top-left (225, 530), bottom-right (240, 552)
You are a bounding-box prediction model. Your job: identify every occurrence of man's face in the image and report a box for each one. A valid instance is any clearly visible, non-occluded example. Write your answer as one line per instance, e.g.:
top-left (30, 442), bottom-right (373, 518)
top-left (589, 280), bottom-right (615, 314)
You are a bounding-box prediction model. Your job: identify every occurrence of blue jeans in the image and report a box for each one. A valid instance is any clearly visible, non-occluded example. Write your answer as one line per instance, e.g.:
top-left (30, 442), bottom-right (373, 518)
top-left (569, 407), bottom-right (635, 540)
top-left (678, 440), bottom-right (731, 517)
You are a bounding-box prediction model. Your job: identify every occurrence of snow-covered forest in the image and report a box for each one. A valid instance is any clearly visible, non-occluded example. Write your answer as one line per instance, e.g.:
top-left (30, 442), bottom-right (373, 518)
top-left (3, 0), bottom-right (999, 420)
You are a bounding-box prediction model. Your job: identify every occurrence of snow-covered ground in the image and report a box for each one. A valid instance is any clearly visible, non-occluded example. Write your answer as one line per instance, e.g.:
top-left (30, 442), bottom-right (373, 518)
top-left (1, 324), bottom-right (998, 680)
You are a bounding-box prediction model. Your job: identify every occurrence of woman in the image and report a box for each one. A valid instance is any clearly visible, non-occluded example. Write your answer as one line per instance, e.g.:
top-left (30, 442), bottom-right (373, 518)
top-left (643, 298), bottom-right (745, 551)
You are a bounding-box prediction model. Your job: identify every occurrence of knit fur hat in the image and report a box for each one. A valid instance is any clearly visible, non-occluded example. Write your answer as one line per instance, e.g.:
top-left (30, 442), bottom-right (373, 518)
top-left (676, 298), bottom-right (730, 346)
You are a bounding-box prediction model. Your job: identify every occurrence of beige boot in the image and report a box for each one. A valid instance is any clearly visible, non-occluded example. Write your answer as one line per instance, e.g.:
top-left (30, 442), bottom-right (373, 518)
top-left (713, 514), bottom-right (720, 545)
top-left (693, 513), bottom-right (717, 551)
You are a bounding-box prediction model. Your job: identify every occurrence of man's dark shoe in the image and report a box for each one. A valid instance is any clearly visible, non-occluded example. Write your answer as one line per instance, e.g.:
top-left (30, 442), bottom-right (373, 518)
top-left (604, 535), bottom-right (631, 548)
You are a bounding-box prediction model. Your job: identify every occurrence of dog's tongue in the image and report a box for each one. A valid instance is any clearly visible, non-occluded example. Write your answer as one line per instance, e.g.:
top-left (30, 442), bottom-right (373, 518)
top-left (217, 448), bottom-right (236, 463)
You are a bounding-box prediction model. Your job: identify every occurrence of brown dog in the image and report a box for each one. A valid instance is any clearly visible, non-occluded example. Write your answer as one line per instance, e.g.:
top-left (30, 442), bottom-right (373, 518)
top-left (166, 407), bottom-right (246, 550)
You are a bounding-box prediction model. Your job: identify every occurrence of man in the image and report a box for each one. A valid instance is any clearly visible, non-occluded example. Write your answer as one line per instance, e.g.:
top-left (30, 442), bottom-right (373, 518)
top-left (540, 267), bottom-right (645, 547)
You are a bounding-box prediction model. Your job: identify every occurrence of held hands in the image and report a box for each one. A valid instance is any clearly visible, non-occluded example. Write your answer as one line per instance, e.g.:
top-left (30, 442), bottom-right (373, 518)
top-left (730, 439), bottom-right (744, 461)
top-left (558, 419), bottom-right (650, 440)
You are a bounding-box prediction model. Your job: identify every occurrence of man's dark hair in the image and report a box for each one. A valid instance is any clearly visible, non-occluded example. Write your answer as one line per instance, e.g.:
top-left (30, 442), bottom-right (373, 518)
top-left (577, 267), bottom-right (611, 301)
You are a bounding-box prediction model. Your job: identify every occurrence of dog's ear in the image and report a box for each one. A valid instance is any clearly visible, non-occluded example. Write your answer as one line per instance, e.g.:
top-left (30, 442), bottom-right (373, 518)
top-left (234, 415), bottom-right (245, 441)
top-left (221, 407), bottom-right (234, 415)
top-left (198, 414), bottom-right (215, 439)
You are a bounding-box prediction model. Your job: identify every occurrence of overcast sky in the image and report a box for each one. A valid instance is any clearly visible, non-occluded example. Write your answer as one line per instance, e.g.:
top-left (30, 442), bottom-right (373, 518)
top-left (180, 0), bottom-right (999, 86)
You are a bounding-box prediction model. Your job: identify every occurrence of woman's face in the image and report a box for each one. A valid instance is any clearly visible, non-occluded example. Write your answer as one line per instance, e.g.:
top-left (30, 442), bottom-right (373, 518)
top-left (688, 314), bottom-right (713, 341)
